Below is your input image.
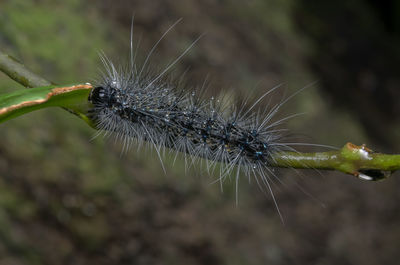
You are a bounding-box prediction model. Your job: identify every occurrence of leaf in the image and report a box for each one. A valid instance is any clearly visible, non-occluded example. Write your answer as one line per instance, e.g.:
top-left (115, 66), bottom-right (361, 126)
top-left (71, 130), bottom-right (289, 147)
top-left (0, 84), bottom-right (94, 126)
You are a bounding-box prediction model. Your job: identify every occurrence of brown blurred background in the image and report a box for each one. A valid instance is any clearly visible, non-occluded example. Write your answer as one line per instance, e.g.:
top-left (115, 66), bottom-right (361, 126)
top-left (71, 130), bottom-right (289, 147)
top-left (0, 0), bottom-right (399, 264)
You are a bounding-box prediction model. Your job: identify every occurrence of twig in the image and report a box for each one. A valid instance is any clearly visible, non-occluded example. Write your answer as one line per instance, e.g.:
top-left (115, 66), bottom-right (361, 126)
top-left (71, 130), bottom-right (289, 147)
top-left (271, 143), bottom-right (400, 180)
top-left (0, 50), bottom-right (51, 88)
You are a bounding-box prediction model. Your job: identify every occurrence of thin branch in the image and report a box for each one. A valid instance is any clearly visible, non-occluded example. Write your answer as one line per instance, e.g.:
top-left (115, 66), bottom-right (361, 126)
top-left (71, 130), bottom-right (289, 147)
top-left (0, 50), bottom-right (51, 88)
top-left (270, 143), bottom-right (400, 181)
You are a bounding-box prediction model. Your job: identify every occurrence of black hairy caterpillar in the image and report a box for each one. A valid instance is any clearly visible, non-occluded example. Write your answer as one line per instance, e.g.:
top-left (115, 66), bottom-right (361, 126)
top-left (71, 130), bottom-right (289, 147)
top-left (88, 20), bottom-right (317, 216)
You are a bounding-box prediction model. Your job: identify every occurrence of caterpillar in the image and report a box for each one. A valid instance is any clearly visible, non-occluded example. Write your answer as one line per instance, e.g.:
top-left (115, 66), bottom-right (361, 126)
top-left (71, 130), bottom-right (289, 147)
top-left (88, 20), bottom-right (312, 218)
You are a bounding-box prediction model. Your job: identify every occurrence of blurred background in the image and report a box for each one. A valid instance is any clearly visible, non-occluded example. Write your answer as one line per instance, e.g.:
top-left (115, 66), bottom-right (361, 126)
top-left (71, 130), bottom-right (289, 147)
top-left (0, 0), bottom-right (399, 264)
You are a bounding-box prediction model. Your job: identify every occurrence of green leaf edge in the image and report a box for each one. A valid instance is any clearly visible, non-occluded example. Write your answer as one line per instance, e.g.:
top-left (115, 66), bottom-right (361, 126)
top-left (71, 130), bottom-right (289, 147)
top-left (0, 84), bottom-right (94, 126)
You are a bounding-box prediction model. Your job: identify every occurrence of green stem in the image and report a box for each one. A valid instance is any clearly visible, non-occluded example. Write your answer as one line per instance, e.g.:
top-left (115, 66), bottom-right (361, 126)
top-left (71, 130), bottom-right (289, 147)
top-left (271, 143), bottom-right (400, 180)
top-left (0, 50), bottom-right (51, 88)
